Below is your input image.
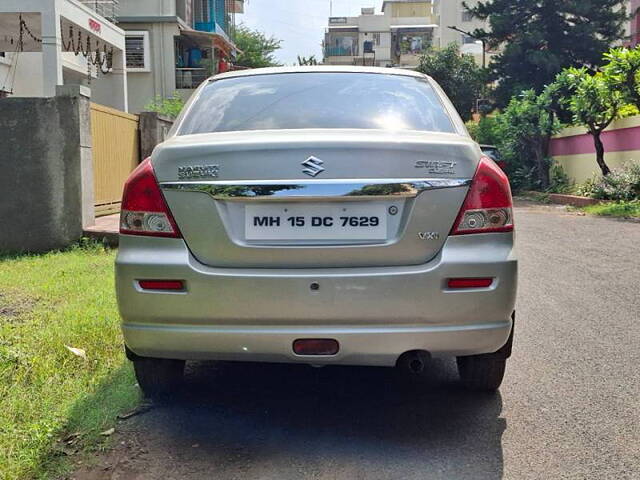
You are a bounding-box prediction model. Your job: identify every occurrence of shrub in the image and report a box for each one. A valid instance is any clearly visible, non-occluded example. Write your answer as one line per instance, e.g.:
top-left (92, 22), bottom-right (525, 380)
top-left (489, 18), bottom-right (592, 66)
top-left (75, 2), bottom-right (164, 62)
top-left (467, 116), bottom-right (501, 145)
top-left (144, 93), bottom-right (185, 119)
top-left (509, 164), bottom-right (546, 193)
top-left (576, 162), bottom-right (640, 200)
top-left (619, 104), bottom-right (640, 118)
top-left (548, 163), bottom-right (573, 194)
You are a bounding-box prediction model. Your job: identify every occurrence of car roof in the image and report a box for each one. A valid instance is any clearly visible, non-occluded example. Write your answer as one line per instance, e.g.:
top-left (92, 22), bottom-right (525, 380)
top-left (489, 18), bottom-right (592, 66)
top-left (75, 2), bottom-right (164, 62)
top-left (211, 65), bottom-right (432, 82)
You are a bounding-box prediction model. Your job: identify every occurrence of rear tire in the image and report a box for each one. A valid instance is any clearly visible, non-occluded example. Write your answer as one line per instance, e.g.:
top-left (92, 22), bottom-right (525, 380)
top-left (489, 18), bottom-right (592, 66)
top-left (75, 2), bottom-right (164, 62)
top-left (133, 357), bottom-right (185, 401)
top-left (456, 355), bottom-right (506, 392)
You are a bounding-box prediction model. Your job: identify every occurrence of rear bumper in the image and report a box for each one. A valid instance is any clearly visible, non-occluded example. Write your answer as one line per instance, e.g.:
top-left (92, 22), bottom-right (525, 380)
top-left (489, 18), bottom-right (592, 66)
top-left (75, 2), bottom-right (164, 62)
top-left (116, 233), bottom-right (517, 367)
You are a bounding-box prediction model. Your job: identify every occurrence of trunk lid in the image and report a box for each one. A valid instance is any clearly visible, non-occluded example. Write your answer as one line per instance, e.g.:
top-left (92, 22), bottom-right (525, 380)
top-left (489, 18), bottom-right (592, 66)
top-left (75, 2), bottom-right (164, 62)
top-left (153, 129), bottom-right (480, 268)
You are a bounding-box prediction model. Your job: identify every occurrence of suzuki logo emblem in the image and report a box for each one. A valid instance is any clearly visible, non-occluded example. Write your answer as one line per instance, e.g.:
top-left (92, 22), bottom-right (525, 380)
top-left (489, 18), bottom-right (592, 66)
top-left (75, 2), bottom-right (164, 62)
top-left (302, 156), bottom-right (325, 177)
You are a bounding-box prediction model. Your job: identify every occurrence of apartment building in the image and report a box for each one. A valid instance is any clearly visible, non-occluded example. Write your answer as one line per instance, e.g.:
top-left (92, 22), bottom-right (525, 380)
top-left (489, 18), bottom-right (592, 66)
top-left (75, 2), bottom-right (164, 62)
top-left (324, 0), bottom-right (488, 68)
top-left (117, 0), bottom-right (243, 113)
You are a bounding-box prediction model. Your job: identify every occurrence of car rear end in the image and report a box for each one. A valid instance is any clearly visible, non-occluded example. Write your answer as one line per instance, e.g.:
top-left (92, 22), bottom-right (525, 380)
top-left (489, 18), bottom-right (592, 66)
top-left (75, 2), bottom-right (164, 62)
top-left (116, 68), bottom-right (517, 396)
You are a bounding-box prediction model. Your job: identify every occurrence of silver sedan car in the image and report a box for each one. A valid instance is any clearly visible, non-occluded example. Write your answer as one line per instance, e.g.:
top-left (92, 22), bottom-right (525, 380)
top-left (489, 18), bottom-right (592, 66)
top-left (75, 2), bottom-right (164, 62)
top-left (116, 67), bottom-right (517, 398)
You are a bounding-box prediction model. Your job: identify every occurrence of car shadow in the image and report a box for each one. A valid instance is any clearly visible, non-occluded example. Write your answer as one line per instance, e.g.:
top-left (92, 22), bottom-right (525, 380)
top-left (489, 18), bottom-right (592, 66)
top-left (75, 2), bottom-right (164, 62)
top-left (142, 359), bottom-right (506, 479)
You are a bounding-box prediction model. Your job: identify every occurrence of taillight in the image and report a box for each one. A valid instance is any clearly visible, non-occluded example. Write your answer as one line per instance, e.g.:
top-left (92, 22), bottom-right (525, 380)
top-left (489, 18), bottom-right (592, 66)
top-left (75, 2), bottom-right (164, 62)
top-left (120, 158), bottom-right (181, 238)
top-left (451, 156), bottom-right (513, 235)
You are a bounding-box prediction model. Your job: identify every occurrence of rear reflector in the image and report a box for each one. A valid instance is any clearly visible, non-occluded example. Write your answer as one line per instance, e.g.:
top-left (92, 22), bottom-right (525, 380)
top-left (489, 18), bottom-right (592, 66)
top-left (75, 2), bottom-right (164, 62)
top-left (447, 278), bottom-right (494, 289)
top-left (293, 339), bottom-right (339, 356)
top-left (138, 280), bottom-right (185, 291)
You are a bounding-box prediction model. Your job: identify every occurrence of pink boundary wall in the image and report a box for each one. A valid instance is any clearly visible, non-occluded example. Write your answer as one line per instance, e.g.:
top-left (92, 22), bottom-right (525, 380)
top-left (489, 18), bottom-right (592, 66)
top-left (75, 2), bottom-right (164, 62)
top-left (549, 124), bottom-right (640, 156)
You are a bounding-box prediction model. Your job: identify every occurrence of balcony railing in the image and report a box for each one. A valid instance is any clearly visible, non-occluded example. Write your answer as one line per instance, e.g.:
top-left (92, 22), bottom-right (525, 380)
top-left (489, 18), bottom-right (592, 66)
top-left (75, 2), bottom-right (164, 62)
top-left (176, 68), bottom-right (210, 89)
top-left (325, 46), bottom-right (358, 57)
top-left (78, 0), bottom-right (119, 23)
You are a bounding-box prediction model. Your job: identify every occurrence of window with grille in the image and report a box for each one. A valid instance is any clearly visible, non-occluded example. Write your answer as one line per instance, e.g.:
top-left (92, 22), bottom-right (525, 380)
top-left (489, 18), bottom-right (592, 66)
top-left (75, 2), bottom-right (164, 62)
top-left (125, 32), bottom-right (150, 71)
top-left (373, 33), bottom-right (381, 46)
top-left (462, 11), bottom-right (473, 22)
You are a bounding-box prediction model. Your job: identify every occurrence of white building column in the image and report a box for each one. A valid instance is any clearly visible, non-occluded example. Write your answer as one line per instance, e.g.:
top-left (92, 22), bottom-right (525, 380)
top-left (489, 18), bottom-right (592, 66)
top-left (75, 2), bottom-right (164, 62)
top-left (106, 48), bottom-right (128, 111)
top-left (40, 2), bottom-right (63, 97)
top-left (91, 47), bottom-right (128, 111)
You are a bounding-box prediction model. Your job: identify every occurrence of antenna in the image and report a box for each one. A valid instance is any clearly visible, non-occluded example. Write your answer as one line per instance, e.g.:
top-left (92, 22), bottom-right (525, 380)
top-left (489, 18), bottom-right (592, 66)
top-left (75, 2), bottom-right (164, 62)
top-left (330, 0), bottom-right (333, 16)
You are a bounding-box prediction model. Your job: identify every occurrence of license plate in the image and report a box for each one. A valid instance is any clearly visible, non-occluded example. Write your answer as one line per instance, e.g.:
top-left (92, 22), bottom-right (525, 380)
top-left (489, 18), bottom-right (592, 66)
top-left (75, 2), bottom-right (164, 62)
top-left (245, 203), bottom-right (388, 241)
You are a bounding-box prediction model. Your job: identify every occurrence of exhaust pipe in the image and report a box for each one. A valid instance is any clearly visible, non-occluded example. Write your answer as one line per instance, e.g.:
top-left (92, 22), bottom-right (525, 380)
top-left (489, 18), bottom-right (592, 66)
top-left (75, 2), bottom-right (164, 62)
top-left (409, 357), bottom-right (425, 374)
top-left (398, 350), bottom-right (431, 374)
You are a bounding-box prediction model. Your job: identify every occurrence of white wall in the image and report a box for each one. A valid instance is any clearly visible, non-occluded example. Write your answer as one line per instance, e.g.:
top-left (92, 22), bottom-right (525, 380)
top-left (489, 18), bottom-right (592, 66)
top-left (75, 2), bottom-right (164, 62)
top-left (0, 54), bottom-right (13, 93)
top-left (118, 0), bottom-right (177, 18)
top-left (120, 22), bottom-right (181, 113)
top-left (1, 50), bottom-right (130, 108)
top-left (3, 53), bottom-right (44, 97)
top-left (439, 0), bottom-right (487, 48)
top-left (358, 13), bottom-right (389, 31)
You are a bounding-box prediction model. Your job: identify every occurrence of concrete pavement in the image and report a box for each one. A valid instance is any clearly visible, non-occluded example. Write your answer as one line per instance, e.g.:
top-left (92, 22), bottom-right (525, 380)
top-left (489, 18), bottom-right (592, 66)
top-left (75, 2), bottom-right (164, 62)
top-left (72, 201), bottom-right (640, 480)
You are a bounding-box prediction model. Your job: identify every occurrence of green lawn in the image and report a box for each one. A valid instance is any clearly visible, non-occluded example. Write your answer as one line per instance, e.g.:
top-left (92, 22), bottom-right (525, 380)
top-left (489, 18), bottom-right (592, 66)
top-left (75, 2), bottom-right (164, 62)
top-left (0, 244), bottom-right (139, 480)
top-left (580, 200), bottom-right (640, 219)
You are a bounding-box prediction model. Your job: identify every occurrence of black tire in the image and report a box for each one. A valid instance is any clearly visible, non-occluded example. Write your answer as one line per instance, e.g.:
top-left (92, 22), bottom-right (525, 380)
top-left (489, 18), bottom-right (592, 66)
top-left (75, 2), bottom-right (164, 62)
top-left (456, 355), bottom-right (506, 392)
top-left (133, 357), bottom-right (185, 400)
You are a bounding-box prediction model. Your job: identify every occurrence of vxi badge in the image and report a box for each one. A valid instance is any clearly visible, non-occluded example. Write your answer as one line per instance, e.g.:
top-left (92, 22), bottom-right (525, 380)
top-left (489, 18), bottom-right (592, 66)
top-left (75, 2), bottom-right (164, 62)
top-left (418, 231), bottom-right (440, 240)
top-left (178, 165), bottom-right (220, 180)
top-left (415, 161), bottom-right (457, 175)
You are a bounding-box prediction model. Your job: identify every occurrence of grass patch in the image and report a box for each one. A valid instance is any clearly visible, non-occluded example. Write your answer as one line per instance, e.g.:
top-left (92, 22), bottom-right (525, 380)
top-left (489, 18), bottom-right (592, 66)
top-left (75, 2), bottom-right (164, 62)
top-left (581, 200), bottom-right (640, 219)
top-left (0, 244), bottom-right (139, 480)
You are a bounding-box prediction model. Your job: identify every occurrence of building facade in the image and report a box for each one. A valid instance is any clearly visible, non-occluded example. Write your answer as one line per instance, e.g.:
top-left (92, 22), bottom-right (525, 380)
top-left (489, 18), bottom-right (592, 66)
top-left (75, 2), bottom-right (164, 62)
top-left (117, 0), bottom-right (243, 113)
top-left (324, 0), bottom-right (488, 68)
top-left (0, 0), bottom-right (128, 110)
top-left (626, 0), bottom-right (640, 47)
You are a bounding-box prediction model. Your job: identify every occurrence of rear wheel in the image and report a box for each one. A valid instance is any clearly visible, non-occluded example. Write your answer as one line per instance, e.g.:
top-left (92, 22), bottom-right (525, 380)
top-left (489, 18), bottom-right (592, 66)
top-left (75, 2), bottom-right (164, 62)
top-left (458, 314), bottom-right (514, 391)
top-left (132, 357), bottom-right (185, 400)
top-left (456, 355), bottom-right (506, 391)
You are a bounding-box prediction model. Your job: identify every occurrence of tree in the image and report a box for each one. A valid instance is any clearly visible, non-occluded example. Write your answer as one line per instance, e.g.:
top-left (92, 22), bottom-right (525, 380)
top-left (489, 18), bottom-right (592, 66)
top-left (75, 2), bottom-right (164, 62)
top-left (558, 68), bottom-right (625, 176)
top-left (297, 55), bottom-right (319, 66)
top-left (495, 89), bottom-right (561, 188)
top-left (234, 25), bottom-right (282, 69)
top-left (465, 0), bottom-right (629, 106)
top-left (417, 44), bottom-right (486, 122)
top-left (602, 46), bottom-right (640, 111)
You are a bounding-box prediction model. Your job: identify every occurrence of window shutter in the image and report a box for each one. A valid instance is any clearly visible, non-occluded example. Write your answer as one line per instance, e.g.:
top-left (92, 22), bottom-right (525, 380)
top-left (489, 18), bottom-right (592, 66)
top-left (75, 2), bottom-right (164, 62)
top-left (125, 35), bottom-right (146, 69)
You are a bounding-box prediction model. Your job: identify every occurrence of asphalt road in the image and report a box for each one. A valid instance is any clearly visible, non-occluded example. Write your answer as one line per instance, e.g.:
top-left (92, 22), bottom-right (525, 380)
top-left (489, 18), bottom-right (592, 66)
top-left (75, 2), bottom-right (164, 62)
top-left (74, 201), bottom-right (640, 480)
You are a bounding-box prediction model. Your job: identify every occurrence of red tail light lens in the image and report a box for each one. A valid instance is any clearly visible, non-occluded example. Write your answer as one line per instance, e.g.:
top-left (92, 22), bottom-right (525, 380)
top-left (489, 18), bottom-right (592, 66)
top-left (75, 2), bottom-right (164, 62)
top-left (451, 156), bottom-right (514, 235)
top-left (447, 278), bottom-right (494, 289)
top-left (139, 280), bottom-right (185, 291)
top-left (293, 339), bottom-right (340, 356)
top-left (120, 158), bottom-right (181, 238)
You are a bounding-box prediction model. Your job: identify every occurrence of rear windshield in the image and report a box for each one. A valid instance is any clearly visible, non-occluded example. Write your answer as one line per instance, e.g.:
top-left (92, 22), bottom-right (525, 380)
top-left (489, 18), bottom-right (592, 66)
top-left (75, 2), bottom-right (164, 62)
top-left (178, 72), bottom-right (456, 135)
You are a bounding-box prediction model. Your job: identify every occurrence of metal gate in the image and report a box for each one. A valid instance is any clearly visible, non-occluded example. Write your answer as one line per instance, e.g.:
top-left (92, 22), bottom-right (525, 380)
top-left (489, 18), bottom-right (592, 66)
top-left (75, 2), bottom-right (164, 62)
top-left (91, 103), bottom-right (139, 216)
